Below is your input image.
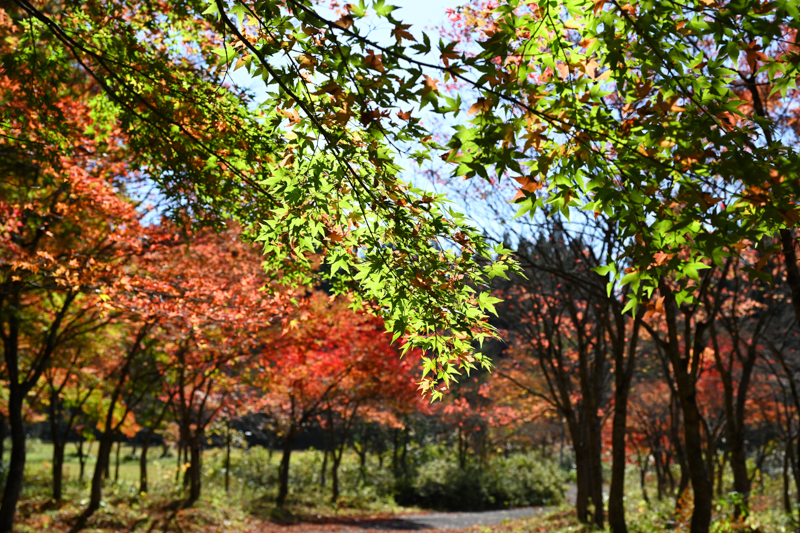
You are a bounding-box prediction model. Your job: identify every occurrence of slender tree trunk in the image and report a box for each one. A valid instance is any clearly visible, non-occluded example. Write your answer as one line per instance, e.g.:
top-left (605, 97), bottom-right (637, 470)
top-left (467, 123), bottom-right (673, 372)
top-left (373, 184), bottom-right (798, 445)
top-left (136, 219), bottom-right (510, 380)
top-left (639, 452), bottom-right (649, 505)
top-left (53, 442), bottom-right (66, 502)
top-left (139, 439), bottom-right (150, 494)
top-left (85, 433), bottom-right (115, 517)
top-left (140, 397), bottom-right (173, 495)
top-left (608, 314), bottom-right (641, 533)
top-left (185, 436), bottom-right (202, 506)
top-left (588, 414), bottom-right (604, 529)
top-left (0, 413), bottom-right (5, 468)
top-left (571, 430), bottom-right (592, 523)
top-left (661, 285), bottom-right (713, 533)
top-left (0, 383), bottom-right (26, 533)
top-left (716, 450), bottom-right (728, 497)
top-left (276, 428), bottom-right (297, 507)
top-left (114, 438), bottom-right (122, 484)
top-left (391, 428), bottom-right (398, 478)
top-left (49, 389), bottom-right (66, 503)
top-left (176, 442), bottom-right (182, 484)
top-left (780, 229), bottom-right (800, 326)
top-left (225, 421), bottom-right (231, 494)
top-left (654, 449), bottom-right (665, 501)
top-left (331, 439), bottom-right (345, 504)
top-left (784, 440), bottom-right (792, 514)
top-left (320, 442), bottom-right (329, 488)
top-left (400, 428), bottom-right (408, 475)
top-left (77, 438), bottom-right (85, 483)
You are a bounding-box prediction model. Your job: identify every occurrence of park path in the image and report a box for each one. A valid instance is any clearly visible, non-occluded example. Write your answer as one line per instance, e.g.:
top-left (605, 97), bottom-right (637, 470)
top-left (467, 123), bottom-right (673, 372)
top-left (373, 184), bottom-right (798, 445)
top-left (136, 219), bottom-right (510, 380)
top-left (249, 508), bottom-right (548, 533)
top-left (250, 486), bottom-right (576, 533)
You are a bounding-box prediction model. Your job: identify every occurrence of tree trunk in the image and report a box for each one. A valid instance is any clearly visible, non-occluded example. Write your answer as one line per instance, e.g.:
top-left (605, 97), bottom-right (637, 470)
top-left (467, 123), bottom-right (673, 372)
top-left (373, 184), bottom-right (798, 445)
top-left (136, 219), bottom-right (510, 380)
top-left (661, 285), bottom-right (713, 533)
top-left (78, 438), bottom-right (86, 483)
top-left (49, 388), bottom-right (66, 503)
top-left (53, 442), bottom-right (66, 503)
top-left (139, 439), bottom-right (150, 494)
top-left (569, 421), bottom-right (592, 524)
top-left (638, 452), bottom-right (649, 505)
top-left (588, 414), bottom-right (604, 529)
top-left (0, 413), bottom-right (5, 467)
top-left (780, 229), bottom-right (800, 327)
top-left (114, 438), bottom-right (122, 484)
top-left (225, 422), bottom-right (231, 494)
top-left (185, 436), bottom-right (202, 506)
top-left (139, 398), bottom-right (172, 495)
top-left (784, 441), bottom-right (792, 515)
top-left (608, 314), bottom-right (641, 533)
top-left (331, 438), bottom-right (345, 504)
top-left (0, 384), bottom-right (27, 533)
top-left (391, 428), bottom-right (398, 478)
top-left (85, 433), bottom-right (115, 518)
top-left (276, 428), bottom-right (297, 507)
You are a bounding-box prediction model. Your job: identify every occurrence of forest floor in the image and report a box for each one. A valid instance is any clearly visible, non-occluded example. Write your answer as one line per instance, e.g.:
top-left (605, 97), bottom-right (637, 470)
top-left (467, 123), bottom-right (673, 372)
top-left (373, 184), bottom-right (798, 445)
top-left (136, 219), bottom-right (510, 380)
top-left (11, 441), bottom-right (791, 533)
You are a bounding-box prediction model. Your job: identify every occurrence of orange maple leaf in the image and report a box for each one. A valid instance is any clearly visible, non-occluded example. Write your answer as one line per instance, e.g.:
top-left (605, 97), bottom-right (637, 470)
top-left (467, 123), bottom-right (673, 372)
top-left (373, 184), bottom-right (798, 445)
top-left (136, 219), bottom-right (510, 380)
top-left (392, 23), bottom-right (416, 45)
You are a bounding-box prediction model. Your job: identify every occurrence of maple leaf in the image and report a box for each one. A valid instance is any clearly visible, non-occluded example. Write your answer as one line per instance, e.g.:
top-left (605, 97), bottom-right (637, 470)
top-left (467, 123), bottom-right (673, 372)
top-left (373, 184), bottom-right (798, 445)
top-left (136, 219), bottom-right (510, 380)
top-left (743, 40), bottom-right (769, 72)
top-left (467, 97), bottom-right (492, 116)
top-left (334, 14), bottom-right (354, 30)
top-left (363, 49), bottom-right (386, 73)
top-left (313, 81), bottom-right (343, 96)
top-left (512, 175), bottom-right (541, 193)
top-left (277, 107), bottom-right (301, 127)
top-left (441, 50), bottom-right (459, 68)
top-left (392, 23), bottom-right (416, 45)
top-left (421, 75), bottom-right (439, 97)
top-left (396, 109), bottom-right (412, 121)
top-left (296, 54), bottom-right (317, 73)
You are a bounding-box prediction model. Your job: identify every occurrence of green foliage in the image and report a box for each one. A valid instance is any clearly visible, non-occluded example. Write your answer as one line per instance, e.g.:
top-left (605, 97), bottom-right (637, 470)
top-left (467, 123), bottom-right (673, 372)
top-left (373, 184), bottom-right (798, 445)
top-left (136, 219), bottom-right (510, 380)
top-left (439, 0), bottom-right (800, 310)
top-left (398, 453), bottom-right (566, 511)
top-left (4, 0), bottom-right (522, 396)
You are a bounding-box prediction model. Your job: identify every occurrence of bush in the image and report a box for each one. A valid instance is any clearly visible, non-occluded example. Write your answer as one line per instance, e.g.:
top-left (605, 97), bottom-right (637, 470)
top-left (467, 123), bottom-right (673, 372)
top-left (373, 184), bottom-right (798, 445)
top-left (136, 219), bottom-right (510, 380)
top-left (400, 453), bottom-right (565, 511)
top-left (483, 454), bottom-right (565, 507)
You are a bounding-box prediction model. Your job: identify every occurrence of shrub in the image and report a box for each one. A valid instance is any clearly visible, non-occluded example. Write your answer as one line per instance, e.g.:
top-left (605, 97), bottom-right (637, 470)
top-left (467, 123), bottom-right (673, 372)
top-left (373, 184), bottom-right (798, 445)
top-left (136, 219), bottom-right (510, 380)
top-left (400, 453), bottom-right (565, 511)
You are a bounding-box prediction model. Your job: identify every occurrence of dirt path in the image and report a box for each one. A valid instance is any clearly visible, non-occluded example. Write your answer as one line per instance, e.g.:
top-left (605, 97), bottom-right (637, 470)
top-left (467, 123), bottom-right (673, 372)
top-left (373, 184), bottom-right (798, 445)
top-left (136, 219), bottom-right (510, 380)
top-left (249, 507), bottom-right (548, 533)
top-left (250, 486), bottom-right (576, 533)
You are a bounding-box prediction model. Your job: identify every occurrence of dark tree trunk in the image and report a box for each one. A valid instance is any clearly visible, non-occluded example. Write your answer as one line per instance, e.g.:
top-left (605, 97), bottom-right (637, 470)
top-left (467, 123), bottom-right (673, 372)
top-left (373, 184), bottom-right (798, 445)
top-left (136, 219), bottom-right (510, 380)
top-left (185, 436), bottom-right (202, 506)
top-left (139, 397), bottom-right (172, 495)
top-left (225, 421), bottom-right (231, 494)
top-left (780, 229), bottom-right (800, 327)
top-left (77, 438), bottom-right (86, 483)
top-left (0, 383), bottom-right (26, 533)
top-left (176, 442), bottom-right (183, 484)
top-left (638, 452), bottom-right (649, 505)
top-left (391, 428), bottom-right (398, 478)
top-left (276, 428), bottom-right (297, 507)
top-left (608, 314), bottom-right (641, 533)
top-left (53, 442), bottom-right (66, 502)
top-left (661, 284), bottom-right (713, 533)
top-left (588, 414), bottom-right (604, 529)
top-left (139, 439), bottom-right (150, 494)
top-left (114, 438), bottom-right (121, 484)
top-left (49, 388), bottom-right (66, 502)
top-left (784, 441), bottom-right (792, 515)
top-left (566, 416), bottom-right (591, 524)
top-left (85, 433), bottom-right (115, 518)
top-left (0, 414), bottom-right (6, 469)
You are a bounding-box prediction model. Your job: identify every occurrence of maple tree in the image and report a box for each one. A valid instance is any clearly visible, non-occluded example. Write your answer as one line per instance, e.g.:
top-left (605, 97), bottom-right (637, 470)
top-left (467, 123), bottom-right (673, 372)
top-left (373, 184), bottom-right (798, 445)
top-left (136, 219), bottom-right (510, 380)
top-left (0, 44), bottom-right (144, 530)
top-left (3, 0), bottom-right (518, 405)
top-left (255, 291), bottom-right (420, 506)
